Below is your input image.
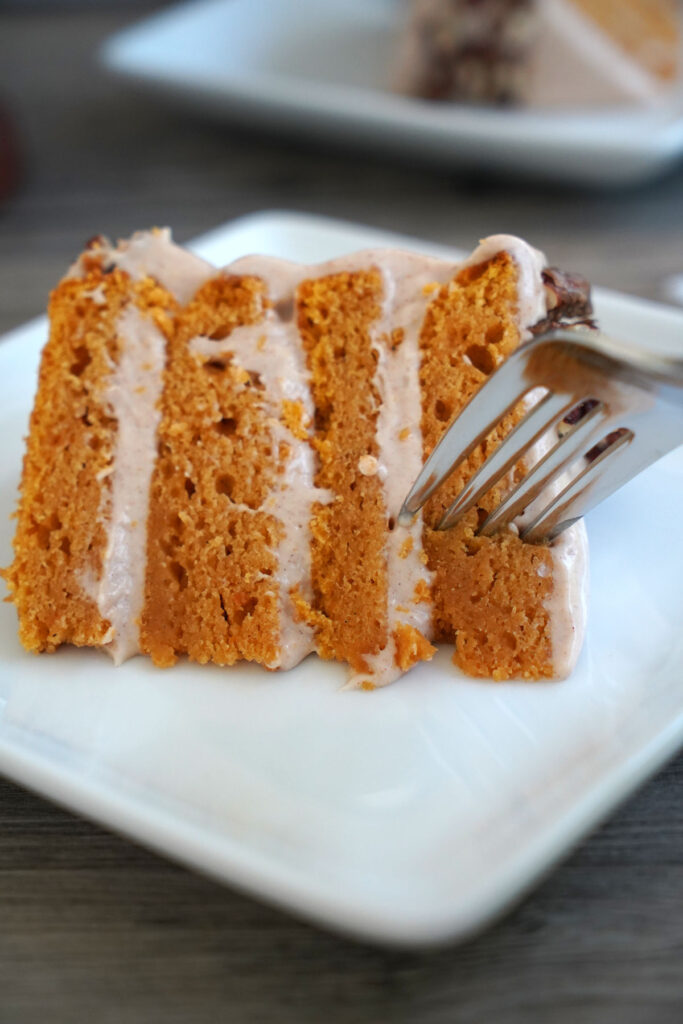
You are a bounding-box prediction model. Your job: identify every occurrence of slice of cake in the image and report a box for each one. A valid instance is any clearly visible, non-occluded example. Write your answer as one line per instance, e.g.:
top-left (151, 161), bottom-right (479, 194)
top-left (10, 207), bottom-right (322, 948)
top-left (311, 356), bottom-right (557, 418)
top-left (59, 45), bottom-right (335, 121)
top-left (395, 0), bottom-right (680, 107)
top-left (3, 228), bottom-right (592, 687)
top-left (394, 0), bottom-right (537, 104)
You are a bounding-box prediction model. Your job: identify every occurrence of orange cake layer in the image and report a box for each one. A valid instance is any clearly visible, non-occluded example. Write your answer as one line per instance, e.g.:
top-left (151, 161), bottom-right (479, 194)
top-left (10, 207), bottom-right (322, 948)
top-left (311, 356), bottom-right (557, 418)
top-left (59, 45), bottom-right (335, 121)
top-left (139, 273), bottom-right (285, 669)
top-left (3, 255), bottom-right (179, 657)
top-left (297, 269), bottom-right (389, 674)
top-left (419, 252), bottom-right (556, 679)
top-left (4, 229), bottom-right (592, 687)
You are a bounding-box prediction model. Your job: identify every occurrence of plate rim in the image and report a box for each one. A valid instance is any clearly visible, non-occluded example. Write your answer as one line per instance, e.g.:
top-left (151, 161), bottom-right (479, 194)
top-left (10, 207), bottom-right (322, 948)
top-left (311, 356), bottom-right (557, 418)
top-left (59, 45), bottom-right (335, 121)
top-left (98, 0), bottom-right (683, 186)
top-left (2, 209), bottom-right (683, 948)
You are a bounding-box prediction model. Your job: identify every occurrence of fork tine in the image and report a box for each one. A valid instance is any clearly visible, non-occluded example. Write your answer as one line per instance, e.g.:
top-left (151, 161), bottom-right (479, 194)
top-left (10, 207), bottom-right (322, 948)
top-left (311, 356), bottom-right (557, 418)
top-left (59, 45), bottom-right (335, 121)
top-left (522, 390), bottom-right (683, 541)
top-left (398, 348), bottom-right (533, 525)
top-left (479, 401), bottom-right (607, 536)
top-left (436, 390), bottom-right (580, 531)
top-left (521, 430), bottom-right (635, 542)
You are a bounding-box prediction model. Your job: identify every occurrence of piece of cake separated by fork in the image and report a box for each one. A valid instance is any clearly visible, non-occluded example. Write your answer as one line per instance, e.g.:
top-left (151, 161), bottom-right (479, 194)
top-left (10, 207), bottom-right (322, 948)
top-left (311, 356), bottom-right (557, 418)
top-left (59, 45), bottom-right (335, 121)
top-left (3, 228), bottom-right (593, 687)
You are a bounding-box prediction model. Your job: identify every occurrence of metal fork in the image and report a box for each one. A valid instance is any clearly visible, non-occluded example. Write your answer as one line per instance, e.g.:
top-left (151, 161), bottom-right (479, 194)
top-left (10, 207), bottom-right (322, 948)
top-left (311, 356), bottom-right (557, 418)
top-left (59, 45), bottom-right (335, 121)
top-left (399, 326), bottom-right (683, 544)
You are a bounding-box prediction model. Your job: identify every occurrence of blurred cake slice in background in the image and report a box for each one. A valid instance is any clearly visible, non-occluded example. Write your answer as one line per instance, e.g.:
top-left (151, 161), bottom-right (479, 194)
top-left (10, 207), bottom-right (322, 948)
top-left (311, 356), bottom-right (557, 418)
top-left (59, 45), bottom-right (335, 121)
top-left (394, 0), bottom-right (537, 104)
top-left (395, 0), bottom-right (681, 107)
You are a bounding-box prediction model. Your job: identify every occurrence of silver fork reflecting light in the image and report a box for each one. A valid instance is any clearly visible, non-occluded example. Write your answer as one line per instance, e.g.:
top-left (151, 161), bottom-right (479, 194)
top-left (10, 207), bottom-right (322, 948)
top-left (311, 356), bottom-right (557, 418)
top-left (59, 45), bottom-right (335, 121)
top-left (399, 327), bottom-right (683, 544)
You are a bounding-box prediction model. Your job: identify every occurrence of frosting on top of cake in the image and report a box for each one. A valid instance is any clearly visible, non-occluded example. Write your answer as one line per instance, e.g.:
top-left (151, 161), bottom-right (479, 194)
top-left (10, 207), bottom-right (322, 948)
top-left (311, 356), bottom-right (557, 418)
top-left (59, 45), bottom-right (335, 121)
top-left (463, 234), bottom-right (548, 337)
top-left (105, 228), bottom-right (214, 305)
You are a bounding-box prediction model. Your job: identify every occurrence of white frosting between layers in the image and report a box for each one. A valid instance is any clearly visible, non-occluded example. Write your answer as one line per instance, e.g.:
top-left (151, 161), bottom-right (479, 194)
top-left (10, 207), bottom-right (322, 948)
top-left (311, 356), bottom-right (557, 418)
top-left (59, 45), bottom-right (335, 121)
top-left (224, 251), bottom-right (451, 681)
top-left (188, 258), bottom-right (334, 670)
top-left (345, 253), bottom-right (457, 689)
top-left (85, 304), bottom-right (166, 664)
top-left (73, 229), bottom-right (589, 681)
top-left (77, 230), bottom-right (213, 661)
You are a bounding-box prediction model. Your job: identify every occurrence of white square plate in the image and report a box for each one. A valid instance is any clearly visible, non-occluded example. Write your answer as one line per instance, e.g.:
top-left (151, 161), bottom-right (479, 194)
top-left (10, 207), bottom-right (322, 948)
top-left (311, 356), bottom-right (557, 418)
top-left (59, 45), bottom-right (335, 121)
top-left (100, 0), bottom-right (683, 186)
top-left (2, 211), bottom-right (683, 948)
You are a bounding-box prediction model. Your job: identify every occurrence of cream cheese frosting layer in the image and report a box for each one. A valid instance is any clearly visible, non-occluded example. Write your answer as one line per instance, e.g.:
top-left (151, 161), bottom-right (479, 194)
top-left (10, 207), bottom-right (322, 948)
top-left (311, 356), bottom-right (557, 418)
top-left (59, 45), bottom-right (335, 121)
top-left (225, 251), bottom-right (449, 682)
top-left (85, 303), bottom-right (167, 663)
top-left (76, 231), bottom-right (213, 661)
top-left (347, 252), bottom-right (456, 688)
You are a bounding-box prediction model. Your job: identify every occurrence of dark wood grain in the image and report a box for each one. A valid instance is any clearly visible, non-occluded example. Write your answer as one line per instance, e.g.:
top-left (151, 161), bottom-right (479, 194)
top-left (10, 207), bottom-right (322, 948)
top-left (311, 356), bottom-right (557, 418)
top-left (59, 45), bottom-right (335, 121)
top-left (1, 6), bottom-right (683, 1022)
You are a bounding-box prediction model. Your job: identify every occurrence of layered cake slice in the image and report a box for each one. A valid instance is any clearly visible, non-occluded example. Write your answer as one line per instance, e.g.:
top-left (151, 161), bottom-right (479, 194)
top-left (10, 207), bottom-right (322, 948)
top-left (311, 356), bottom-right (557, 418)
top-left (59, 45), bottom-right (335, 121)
top-left (395, 0), bottom-right (680, 107)
top-left (3, 228), bottom-right (592, 687)
top-left (394, 0), bottom-right (537, 104)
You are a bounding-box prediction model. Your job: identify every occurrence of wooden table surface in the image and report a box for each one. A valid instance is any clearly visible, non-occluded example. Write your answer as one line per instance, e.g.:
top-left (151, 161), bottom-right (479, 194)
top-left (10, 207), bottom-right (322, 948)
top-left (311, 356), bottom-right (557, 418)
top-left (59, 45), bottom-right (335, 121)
top-left (2, 6), bottom-right (683, 1022)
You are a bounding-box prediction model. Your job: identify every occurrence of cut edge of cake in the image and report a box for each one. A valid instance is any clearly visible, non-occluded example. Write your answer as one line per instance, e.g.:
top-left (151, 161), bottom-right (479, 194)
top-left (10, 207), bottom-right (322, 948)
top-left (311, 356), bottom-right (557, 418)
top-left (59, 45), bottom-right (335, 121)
top-left (3, 227), bottom-right (594, 688)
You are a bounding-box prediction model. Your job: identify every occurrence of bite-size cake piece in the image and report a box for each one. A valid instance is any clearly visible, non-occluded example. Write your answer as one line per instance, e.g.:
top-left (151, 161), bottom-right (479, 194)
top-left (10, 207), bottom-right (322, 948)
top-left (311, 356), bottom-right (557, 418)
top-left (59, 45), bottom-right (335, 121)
top-left (4, 228), bottom-right (592, 686)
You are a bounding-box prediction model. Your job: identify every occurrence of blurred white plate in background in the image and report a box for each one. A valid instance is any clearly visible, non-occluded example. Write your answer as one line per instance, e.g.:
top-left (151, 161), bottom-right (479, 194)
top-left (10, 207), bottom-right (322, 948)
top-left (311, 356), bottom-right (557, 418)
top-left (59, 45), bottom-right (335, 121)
top-left (1, 211), bottom-right (683, 947)
top-left (100, 0), bottom-right (683, 186)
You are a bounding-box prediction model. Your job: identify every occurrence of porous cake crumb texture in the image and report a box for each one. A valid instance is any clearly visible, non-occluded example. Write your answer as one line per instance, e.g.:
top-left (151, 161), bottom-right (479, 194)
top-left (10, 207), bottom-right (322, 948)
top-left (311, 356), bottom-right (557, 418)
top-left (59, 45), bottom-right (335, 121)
top-left (4, 231), bottom-right (590, 686)
top-left (419, 254), bottom-right (553, 679)
top-left (3, 267), bottom-right (176, 654)
top-left (140, 275), bottom-right (283, 668)
top-left (296, 271), bottom-right (390, 673)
